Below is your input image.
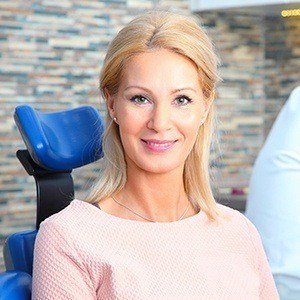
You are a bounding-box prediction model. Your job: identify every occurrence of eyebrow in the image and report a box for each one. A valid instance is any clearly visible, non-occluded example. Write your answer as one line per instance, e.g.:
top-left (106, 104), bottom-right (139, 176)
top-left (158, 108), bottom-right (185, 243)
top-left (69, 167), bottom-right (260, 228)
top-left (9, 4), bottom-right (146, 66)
top-left (124, 85), bottom-right (197, 94)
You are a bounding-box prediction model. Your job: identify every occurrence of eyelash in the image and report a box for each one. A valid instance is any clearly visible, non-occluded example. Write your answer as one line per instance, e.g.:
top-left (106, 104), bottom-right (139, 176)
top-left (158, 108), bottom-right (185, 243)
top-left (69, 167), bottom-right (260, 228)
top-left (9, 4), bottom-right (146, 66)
top-left (129, 94), bottom-right (193, 106)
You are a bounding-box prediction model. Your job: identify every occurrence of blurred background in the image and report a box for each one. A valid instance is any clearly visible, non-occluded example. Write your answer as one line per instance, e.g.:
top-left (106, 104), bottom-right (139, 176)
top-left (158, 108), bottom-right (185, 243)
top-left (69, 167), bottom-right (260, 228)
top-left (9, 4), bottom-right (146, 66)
top-left (0, 0), bottom-right (299, 272)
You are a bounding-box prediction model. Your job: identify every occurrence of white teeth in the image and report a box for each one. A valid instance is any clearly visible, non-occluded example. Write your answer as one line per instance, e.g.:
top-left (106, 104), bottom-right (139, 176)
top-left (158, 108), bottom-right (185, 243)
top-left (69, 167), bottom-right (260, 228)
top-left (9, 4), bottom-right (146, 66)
top-left (147, 141), bottom-right (173, 147)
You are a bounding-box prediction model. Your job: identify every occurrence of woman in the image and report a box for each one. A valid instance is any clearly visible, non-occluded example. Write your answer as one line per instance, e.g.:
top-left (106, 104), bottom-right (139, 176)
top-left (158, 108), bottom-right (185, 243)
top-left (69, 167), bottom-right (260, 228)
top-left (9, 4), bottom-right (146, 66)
top-left (32, 9), bottom-right (279, 299)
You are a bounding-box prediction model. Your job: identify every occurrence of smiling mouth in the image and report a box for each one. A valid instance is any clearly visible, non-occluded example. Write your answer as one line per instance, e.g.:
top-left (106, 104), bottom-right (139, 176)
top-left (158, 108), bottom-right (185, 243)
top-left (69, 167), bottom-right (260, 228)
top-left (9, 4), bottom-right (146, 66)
top-left (141, 139), bottom-right (177, 146)
top-left (141, 139), bottom-right (178, 152)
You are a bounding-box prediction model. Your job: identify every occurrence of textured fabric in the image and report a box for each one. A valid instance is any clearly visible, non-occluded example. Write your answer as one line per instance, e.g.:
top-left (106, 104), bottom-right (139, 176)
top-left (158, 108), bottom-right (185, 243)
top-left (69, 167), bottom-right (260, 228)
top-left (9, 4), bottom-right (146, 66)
top-left (32, 199), bottom-right (279, 299)
top-left (245, 86), bottom-right (300, 299)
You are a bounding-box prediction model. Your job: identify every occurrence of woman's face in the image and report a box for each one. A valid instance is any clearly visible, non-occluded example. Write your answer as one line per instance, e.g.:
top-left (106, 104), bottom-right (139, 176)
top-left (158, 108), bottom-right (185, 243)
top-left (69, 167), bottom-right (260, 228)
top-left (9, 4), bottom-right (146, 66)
top-left (107, 48), bottom-right (211, 174)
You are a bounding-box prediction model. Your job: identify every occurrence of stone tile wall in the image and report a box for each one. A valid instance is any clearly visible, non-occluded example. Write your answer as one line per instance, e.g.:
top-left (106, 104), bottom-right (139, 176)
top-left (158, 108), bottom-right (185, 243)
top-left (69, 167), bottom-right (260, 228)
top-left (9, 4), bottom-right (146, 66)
top-left (0, 1), bottom-right (299, 271)
top-left (264, 15), bottom-right (300, 134)
top-left (202, 12), bottom-right (267, 192)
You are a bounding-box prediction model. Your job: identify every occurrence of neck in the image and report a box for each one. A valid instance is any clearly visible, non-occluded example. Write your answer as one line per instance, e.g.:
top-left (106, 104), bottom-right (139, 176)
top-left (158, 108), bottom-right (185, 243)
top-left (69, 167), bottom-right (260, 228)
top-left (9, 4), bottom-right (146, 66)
top-left (117, 162), bottom-right (191, 222)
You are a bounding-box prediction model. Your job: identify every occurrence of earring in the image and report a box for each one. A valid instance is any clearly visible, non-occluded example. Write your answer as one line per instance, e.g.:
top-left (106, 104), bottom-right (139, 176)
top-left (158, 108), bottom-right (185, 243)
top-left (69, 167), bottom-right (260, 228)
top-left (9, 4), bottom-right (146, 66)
top-left (113, 117), bottom-right (118, 123)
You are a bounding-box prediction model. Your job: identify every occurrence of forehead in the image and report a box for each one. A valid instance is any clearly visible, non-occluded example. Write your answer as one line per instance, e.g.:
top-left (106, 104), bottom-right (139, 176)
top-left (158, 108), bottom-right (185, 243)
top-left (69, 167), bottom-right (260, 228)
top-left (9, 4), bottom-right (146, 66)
top-left (121, 49), bottom-right (200, 87)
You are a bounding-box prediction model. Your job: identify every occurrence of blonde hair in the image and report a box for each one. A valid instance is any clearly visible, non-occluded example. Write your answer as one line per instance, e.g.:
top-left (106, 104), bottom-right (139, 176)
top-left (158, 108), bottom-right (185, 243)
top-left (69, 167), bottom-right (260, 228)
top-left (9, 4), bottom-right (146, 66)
top-left (85, 9), bottom-right (226, 222)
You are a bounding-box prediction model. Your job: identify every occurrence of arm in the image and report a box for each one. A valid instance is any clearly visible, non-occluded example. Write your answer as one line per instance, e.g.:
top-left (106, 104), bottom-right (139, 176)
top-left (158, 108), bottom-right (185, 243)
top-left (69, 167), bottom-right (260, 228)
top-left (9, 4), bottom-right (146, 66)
top-left (31, 221), bottom-right (96, 300)
top-left (244, 217), bottom-right (280, 300)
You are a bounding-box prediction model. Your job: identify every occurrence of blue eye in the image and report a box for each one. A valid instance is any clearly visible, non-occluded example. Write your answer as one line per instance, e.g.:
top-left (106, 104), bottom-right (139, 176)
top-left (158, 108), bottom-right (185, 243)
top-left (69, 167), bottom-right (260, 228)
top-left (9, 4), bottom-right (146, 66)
top-left (129, 95), bottom-right (149, 104)
top-left (175, 95), bottom-right (193, 106)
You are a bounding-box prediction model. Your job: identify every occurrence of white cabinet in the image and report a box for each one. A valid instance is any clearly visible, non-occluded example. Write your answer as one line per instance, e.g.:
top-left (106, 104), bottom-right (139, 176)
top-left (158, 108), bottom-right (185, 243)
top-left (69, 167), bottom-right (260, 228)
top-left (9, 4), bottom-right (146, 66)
top-left (189, 0), bottom-right (299, 12)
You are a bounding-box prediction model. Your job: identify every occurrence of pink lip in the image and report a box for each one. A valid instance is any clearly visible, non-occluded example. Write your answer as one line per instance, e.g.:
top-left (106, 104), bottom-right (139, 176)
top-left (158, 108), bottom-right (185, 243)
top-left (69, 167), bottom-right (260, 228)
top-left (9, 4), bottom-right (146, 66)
top-left (142, 139), bottom-right (177, 144)
top-left (141, 139), bottom-right (177, 153)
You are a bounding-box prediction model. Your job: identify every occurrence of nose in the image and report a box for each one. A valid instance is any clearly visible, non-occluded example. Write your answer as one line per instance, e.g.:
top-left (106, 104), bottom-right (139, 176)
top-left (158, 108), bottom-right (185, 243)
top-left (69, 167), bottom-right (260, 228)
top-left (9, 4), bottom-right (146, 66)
top-left (147, 103), bottom-right (172, 132)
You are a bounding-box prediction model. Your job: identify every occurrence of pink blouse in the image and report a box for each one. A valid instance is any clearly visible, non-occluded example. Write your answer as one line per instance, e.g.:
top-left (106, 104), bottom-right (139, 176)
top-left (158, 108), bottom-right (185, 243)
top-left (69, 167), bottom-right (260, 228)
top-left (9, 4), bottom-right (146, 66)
top-left (32, 199), bottom-right (279, 299)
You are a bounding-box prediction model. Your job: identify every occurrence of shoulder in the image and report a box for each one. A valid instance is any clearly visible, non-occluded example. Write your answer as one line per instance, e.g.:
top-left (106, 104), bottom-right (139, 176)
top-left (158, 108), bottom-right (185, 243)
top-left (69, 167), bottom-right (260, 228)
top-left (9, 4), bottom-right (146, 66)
top-left (214, 204), bottom-right (264, 262)
top-left (215, 202), bottom-right (246, 225)
top-left (216, 202), bottom-right (253, 223)
top-left (215, 203), bottom-right (261, 242)
top-left (37, 199), bottom-right (96, 240)
top-left (40, 199), bottom-right (80, 225)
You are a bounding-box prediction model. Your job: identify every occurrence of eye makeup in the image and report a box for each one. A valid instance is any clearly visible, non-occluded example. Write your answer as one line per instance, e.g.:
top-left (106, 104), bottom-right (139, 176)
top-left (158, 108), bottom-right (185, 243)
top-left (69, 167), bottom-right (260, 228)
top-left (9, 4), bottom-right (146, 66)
top-left (129, 94), bottom-right (193, 106)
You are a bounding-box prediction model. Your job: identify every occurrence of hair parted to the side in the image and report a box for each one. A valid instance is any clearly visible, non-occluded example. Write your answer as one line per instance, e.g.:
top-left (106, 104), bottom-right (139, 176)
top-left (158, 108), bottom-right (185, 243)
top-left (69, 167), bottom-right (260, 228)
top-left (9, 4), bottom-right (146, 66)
top-left (85, 9), bottom-right (226, 222)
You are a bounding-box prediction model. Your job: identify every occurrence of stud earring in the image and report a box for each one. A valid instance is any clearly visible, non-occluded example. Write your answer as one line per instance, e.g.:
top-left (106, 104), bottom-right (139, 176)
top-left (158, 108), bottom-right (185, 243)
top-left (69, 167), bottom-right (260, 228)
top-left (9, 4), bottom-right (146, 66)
top-left (113, 117), bottom-right (118, 123)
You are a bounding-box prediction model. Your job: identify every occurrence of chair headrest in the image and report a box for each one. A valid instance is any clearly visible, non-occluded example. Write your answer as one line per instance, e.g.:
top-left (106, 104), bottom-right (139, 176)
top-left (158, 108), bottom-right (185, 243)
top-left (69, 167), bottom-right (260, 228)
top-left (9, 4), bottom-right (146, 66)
top-left (14, 105), bottom-right (105, 171)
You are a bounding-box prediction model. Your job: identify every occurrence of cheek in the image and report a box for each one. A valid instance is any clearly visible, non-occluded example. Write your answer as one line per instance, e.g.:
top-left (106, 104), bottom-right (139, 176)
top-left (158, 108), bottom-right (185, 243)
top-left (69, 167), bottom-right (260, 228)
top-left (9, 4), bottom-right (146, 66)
top-left (118, 108), bottom-right (146, 143)
top-left (179, 111), bottom-right (202, 138)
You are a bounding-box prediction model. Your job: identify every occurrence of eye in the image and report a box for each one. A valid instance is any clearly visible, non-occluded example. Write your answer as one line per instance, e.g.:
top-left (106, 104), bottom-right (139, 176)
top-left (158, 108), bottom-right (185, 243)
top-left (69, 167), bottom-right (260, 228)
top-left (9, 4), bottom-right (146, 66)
top-left (129, 94), bottom-right (149, 104)
top-left (174, 95), bottom-right (193, 106)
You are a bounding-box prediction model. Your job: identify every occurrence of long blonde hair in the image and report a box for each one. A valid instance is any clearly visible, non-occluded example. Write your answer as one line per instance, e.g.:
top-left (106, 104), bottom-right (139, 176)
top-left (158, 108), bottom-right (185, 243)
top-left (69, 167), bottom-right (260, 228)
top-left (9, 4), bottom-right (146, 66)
top-left (85, 9), bottom-right (225, 222)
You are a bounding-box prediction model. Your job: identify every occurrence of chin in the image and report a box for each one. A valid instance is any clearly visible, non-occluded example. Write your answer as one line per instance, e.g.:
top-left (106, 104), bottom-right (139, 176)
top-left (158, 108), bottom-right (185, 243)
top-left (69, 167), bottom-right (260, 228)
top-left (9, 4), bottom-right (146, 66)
top-left (135, 159), bottom-right (183, 174)
top-left (124, 149), bottom-right (186, 174)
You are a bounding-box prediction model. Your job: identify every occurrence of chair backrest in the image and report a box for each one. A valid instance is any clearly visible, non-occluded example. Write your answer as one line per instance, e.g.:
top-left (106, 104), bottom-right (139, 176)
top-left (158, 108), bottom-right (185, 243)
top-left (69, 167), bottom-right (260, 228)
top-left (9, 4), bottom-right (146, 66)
top-left (0, 270), bottom-right (32, 300)
top-left (3, 230), bottom-right (38, 276)
top-left (1, 105), bottom-right (105, 299)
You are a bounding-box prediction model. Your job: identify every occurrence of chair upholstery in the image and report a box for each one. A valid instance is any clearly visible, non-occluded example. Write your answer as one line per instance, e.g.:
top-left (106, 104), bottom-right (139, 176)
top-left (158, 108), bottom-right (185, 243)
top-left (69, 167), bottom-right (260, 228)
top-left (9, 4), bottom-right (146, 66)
top-left (3, 230), bottom-right (37, 276)
top-left (14, 105), bottom-right (105, 170)
top-left (0, 271), bottom-right (32, 300)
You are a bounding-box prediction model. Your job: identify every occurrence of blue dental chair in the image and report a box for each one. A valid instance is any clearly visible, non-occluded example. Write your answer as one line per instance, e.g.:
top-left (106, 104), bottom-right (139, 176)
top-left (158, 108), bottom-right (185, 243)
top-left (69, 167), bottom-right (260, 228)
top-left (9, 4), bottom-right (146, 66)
top-left (0, 105), bottom-right (105, 299)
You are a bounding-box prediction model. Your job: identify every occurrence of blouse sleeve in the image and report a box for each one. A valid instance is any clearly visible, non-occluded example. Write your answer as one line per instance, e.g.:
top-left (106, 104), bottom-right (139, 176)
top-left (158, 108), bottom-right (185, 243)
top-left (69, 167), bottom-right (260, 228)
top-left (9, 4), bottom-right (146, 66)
top-left (31, 221), bottom-right (96, 300)
top-left (244, 217), bottom-right (280, 300)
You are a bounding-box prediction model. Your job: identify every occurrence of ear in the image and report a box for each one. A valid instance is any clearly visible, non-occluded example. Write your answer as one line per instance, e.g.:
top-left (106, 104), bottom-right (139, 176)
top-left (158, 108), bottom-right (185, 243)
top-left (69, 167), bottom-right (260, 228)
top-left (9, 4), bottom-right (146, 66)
top-left (104, 88), bottom-right (116, 119)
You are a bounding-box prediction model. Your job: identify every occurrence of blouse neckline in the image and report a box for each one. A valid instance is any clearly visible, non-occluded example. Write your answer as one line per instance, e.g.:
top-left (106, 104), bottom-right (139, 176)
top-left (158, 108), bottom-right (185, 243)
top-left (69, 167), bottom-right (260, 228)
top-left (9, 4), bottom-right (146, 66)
top-left (74, 199), bottom-right (207, 227)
